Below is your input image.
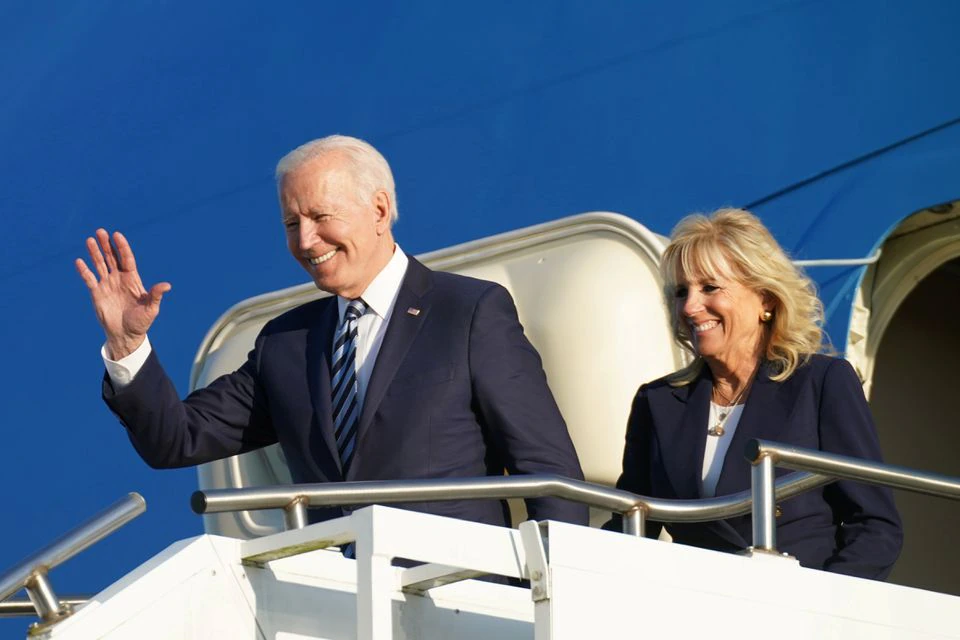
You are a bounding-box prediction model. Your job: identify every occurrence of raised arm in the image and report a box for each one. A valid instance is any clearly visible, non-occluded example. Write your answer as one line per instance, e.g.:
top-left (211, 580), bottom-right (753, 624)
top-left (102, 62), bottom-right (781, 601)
top-left (75, 229), bottom-right (171, 359)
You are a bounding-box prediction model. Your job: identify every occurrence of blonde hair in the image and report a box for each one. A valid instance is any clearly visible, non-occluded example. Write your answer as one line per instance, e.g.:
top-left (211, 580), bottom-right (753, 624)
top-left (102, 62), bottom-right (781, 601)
top-left (660, 208), bottom-right (826, 384)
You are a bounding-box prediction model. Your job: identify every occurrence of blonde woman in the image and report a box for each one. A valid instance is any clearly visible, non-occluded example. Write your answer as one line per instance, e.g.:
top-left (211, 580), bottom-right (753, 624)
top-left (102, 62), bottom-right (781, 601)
top-left (614, 208), bottom-right (902, 579)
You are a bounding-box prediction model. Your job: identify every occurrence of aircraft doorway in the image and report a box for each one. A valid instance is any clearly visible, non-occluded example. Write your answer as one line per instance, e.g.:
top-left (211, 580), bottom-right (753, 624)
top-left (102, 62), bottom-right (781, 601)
top-left (871, 256), bottom-right (960, 594)
top-left (855, 204), bottom-right (960, 594)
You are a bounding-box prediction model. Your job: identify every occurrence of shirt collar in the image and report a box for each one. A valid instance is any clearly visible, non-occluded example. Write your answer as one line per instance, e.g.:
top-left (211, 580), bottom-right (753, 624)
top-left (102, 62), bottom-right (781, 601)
top-left (337, 245), bottom-right (409, 321)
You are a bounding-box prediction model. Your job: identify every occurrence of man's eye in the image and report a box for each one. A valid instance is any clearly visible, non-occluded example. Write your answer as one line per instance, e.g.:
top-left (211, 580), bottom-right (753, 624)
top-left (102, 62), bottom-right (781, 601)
top-left (283, 219), bottom-right (299, 228)
top-left (674, 286), bottom-right (688, 298)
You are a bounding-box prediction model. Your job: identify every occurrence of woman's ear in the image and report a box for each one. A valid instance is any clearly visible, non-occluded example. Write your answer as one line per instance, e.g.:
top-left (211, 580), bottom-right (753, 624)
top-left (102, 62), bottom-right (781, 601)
top-left (760, 292), bottom-right (776, 323)
top-left (761, 291), bottom-right (776, 313)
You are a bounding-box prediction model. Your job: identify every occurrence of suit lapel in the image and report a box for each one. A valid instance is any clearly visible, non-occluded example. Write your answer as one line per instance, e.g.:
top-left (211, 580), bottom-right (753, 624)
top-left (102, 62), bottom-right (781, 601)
top-left (714, 361), bottom-right (792, 497)
top-left (348, 257), bottom-right (433, 479)
top-left (655, 371), bottom-right (711, 499)
top-left (305, 298), bottom-right (344, 479)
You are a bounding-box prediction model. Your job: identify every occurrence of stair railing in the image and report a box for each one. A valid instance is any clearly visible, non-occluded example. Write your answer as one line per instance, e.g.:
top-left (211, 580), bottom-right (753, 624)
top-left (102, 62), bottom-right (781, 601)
top-left (0, 493), bottom-right (145, 630)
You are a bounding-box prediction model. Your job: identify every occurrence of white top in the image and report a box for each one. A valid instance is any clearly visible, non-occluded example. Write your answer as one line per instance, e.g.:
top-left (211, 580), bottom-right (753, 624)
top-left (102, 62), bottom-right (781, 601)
top-left (104, 245), bottom-right (410, 405)
top-left (701, 401), bottom-right (745, 498)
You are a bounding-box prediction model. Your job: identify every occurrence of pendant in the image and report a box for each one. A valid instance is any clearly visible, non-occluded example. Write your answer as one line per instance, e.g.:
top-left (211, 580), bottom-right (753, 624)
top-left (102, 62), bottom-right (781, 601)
top-left (709, 409), bottom-right (729, 437)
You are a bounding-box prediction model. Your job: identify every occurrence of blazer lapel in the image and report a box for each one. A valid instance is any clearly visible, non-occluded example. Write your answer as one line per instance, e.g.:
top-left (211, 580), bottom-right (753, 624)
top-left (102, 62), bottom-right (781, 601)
top-left (655, 371), bottom-right (712, 500)
top-left (348, 257), bottom-right (433, 479)
top-left (714, 361), bottom-right (792, 497)
top-left (658, 365), bottom-right (761, 550)
top-left (305, 298), bottom-right (345, 479)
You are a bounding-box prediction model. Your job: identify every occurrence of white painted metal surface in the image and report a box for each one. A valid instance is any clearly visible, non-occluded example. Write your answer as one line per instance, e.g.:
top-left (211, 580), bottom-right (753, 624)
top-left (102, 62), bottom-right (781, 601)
top-left (40, 507), bottom-right (536, 640)
top-left (34, 506), bottom-right (960, 640)
top-left (542, 521), bottom-right (960, 640)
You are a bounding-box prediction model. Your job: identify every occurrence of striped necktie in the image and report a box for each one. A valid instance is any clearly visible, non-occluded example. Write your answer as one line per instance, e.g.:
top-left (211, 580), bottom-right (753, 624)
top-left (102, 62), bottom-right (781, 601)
top-left (331, 298), bottom-right (367, 474)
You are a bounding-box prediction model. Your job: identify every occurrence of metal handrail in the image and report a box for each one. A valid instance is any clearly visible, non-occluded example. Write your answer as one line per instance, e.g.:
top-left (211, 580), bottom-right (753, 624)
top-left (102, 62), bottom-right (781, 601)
top-left (746, 439), bottom-right (960, 552)
top-left (0, 596), bottom-right (89, 618)
top-left (0, 494), bottom-right (146, 624)
top-left (192, 472), bottom-right (833, 537)
top-left (792, 250), bottom-right (882, 267)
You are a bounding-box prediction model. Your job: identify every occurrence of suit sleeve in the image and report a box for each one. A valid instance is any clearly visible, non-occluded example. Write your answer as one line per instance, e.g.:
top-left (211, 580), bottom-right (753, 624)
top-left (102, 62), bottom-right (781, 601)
top-left (604, 387), bottom-right (663, 538)
top-left (467, 284), bottom-right (589, 525)
top-left (818, 358), bottom-right (903, 579)
top-left (102, 334), bottom-right (277, 469)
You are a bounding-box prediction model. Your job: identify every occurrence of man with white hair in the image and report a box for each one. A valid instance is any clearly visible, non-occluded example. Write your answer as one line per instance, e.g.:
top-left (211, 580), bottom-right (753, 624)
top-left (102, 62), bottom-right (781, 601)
top-left (77, 134), bottom-right (588, 528)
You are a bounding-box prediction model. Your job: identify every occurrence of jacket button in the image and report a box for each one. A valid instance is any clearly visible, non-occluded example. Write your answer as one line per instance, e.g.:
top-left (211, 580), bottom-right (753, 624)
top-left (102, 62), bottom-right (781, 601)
top-left (775, 505), bottom-right (783, 518)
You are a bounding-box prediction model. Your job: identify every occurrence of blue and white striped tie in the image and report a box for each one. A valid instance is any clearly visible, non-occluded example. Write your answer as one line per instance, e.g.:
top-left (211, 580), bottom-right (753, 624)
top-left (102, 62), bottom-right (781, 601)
top-left (331, 298), bottom-right (367, 474)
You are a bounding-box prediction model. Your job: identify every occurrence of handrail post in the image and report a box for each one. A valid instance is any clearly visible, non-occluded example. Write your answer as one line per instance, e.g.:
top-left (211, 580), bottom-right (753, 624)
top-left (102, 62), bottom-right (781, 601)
top-left (747, 437), bottom-right (960, 500)
top-left (24, 571), bottom-right (69, 624)
top-left (751, 454), bottom-right (777, 552)
top-left (283, 497), bottom-right (309, 530)
top-left (621, 507), bottom-right (644, 537)
top-left (0, 493), bottom-right (146, 608)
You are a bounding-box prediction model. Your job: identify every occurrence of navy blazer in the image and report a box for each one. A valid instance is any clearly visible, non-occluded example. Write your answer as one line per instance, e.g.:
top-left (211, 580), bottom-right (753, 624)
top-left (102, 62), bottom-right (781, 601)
top-left (104, 257), bottom-right (588, 527)
top-left (615, 355), bottom-right (902, 579)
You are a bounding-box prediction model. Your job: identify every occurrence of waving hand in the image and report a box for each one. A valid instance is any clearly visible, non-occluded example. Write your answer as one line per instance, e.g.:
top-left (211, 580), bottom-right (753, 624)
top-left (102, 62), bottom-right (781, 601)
top-left (75, 229), bottom-right (171, 360)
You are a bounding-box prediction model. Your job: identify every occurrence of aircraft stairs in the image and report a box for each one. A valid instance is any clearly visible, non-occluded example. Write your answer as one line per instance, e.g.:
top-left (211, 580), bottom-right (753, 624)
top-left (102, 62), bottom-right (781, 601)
top-left (2, 440), bottom-right (960, 639)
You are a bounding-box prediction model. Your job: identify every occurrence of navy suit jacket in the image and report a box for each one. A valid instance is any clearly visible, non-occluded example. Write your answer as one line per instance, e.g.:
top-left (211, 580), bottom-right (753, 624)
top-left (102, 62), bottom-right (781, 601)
top-left (614, 355), bottom-right (902, 579)
top-left (104, 257), bottom-right (588, 527)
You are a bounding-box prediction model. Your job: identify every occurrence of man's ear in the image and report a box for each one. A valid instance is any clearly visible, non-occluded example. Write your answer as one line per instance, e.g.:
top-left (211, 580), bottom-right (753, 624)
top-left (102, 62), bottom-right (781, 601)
top-left (373, 190), bottom-right (392, 234)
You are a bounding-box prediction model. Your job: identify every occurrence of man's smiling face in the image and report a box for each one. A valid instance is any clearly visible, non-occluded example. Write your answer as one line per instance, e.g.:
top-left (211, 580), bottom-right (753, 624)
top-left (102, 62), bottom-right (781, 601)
top-left (280, 152), bottom-right (393, 299)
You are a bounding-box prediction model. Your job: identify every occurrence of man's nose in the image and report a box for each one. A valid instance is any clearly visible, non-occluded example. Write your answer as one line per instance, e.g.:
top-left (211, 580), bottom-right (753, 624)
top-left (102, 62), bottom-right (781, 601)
top-left (298, 220), bottom-right (317, 249)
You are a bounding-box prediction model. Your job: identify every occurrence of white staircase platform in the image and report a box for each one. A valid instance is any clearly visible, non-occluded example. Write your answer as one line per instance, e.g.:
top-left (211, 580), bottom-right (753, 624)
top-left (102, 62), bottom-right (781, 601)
top-left (37, 506), bottom-right (960, 639)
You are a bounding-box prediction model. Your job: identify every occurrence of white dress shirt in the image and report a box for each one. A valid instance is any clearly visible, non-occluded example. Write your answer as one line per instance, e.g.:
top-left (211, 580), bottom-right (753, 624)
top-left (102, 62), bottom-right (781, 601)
top-left (701, 402), bottom-right (744, 498)
top-left (334, 246), bottom-right (408, 411)
top-left (104, 246), bottom-right (410, 397)
top-left (102, 335), bottom-right (153, 387)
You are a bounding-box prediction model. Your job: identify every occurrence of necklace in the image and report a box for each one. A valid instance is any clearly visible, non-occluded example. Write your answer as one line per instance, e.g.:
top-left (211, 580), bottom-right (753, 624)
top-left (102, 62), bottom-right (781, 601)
top-left (707, 382), bottom-right (750, 437)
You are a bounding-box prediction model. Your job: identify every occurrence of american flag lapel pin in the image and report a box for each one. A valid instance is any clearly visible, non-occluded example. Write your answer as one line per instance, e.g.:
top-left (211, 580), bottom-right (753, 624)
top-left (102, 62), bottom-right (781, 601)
top-left (406, 307), bottom-right (421, 316)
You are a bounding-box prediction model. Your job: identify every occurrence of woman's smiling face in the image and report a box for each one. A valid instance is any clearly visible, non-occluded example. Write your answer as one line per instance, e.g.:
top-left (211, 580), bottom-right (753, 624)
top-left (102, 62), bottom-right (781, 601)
top-left (674, 268), bottom-right (768, 367)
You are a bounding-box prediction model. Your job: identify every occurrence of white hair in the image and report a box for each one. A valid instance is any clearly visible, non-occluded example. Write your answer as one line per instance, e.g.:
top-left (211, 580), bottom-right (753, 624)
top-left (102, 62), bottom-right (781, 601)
top-left (275, 134), bottom-right (398, 224)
